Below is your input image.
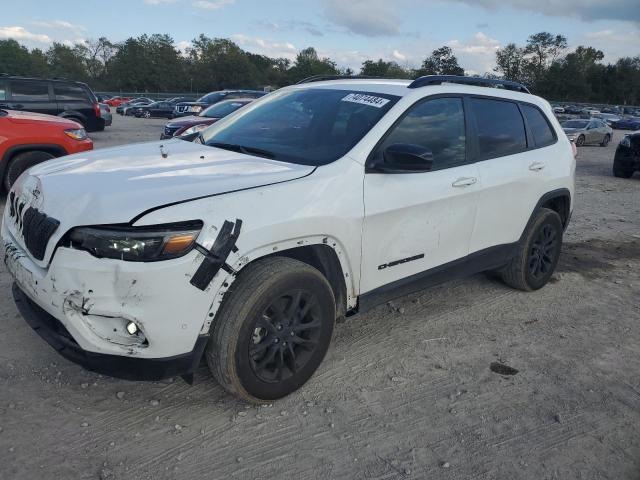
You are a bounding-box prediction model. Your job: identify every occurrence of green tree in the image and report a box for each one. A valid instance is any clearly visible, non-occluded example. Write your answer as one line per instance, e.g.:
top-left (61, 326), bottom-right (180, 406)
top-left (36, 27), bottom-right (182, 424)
top-left (360, 59), bottom-right (411, 78)
top-left (0, 39), bottom-right (41, 76)
top-left (522, 32), bottom-right (567, 88)
top-left (494, 43), bottom-right (525, 83)
top-left (287, 47), bottom-right (339, 83)
top-left (414, 46), bottom-right (464, 76)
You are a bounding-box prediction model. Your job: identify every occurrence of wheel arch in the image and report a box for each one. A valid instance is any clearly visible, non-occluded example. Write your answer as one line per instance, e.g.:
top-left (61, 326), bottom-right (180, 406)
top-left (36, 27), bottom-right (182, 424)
top-left (520, 188), bottom-right (572, 241)
top-left (199, 236), bottom-right (356, 335)
top-left (1, 144), bottom-right (67, 189)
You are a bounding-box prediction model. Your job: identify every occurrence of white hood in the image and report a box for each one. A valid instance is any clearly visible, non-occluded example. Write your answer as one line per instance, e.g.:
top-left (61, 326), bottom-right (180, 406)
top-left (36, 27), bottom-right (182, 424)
top-left (7, 139), bottom-right (314, 266)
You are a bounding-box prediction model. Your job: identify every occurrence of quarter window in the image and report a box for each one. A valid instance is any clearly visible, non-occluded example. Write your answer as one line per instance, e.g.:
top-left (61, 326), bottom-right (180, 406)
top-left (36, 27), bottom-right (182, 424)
top-left (54, 84), bottom-right (88, 101)
top-left (521, 104), bottom-right (555, 147)
top-left (470, 98), bottom-right (527, 158)
top-left (10, 81), bottom-right (49, 101)
top-left (375, 97), bottom-right (466, 170)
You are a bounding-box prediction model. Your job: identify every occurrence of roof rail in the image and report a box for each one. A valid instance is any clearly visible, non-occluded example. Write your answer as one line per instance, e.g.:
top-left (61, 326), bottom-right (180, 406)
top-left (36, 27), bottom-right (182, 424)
top-left (408, 75), bottom-right (530, 94)
top-left (296, 75), bottom-right (379, 84)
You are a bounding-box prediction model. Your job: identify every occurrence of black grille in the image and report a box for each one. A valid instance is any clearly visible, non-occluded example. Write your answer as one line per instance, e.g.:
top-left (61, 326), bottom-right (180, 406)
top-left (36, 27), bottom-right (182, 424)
top-left (9, 192), bottom-right (60, 261)
top-left (164, 125), bottom-right (180, 137)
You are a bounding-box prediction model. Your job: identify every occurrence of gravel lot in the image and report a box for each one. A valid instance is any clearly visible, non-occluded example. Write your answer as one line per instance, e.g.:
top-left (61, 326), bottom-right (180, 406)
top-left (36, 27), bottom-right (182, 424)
top-left (1, 113), bottom-right (639, 480)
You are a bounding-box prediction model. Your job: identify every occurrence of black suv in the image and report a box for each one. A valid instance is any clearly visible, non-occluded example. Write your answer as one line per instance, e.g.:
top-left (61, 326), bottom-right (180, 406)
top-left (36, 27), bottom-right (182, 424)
top-left (0, 75), bottom-right (104, 132)
top-left (173, 90), bottom-right (265, 117)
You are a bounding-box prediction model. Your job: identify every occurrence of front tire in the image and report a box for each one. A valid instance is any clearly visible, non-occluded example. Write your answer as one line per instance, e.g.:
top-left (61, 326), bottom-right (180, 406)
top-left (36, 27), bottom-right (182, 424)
top-left (575, 134), bottom-right (585, 147)
top-left (600, 134), bottom-right (610, 147)
top-left (613, 159), bottom-right (634, 178)
top-left (206, 257), bottom-right (336, 403)
top-left (4, 150), bottom-right (55, 191)
top-left (499, 208), bottom-right (563, 291)
top-left (143, 111), bottom-right (151, 119)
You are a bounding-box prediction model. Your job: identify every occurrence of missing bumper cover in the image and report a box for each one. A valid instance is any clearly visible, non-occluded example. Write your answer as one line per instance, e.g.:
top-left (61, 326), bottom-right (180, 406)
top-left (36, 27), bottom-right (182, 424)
top-left (190, 219), bottom-right (242, 291)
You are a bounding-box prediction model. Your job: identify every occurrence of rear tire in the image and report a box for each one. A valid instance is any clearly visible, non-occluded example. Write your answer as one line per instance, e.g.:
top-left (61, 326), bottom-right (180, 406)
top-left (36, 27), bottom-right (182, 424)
top-left (4, 150), bottom-right (55, 191)
top-left (499, 208), bottom-right (563, 291)
top-left (600, 134), bottom-right (610, 147)
top-left (206, 257), bottom-right (336, 403)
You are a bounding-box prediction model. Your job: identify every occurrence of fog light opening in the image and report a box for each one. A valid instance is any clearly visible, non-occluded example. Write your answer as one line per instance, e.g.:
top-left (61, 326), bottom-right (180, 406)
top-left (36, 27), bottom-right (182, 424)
top-left (126, 321), bottom-right (139, 335)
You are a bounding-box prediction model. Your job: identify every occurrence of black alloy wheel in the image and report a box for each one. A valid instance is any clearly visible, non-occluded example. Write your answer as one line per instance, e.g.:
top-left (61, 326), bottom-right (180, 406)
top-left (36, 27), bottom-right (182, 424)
top-left (249, 290), bottom-right (322, 383)
top-left (528, 224), bottom-right (557, 280)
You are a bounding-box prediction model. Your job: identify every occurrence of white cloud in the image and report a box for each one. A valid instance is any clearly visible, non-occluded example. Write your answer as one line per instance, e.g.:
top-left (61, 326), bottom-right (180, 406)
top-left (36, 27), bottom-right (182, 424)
top-left (0, 26), bottom-right (51, 44)
top-left (193, 0), bottom-right (234, 10)
top-left (31, 20), bottom-right (86, 35)
top-left (144, 0), bottom-right (179, 4)
top-left (232, 34), bottom-right (297, 60)
top-left (447, 31), bottom-right (501, 74)
top-left (580, 28), bottom-right (640, 63)
top-left (322, 0), bottom-right (406, 37)
top-left (176, 40), bottom-right (192, 54)
top-left (392, 49), bottom-right (407, 61)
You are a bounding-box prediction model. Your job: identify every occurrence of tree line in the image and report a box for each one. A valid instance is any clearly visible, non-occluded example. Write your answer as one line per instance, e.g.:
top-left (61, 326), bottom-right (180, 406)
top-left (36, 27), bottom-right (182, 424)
top-left (0, 31), bottom-right (638, 104)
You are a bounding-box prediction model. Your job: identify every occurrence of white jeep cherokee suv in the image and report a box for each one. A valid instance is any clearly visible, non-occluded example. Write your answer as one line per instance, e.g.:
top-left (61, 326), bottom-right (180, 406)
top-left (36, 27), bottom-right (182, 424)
top-left (3, 75), bottom-right (575, 403)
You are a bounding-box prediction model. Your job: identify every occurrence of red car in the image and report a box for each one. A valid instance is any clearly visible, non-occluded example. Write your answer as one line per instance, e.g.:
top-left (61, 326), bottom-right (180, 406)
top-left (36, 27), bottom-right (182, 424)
top-left (0, 109), bottom-right (93, 190)
top-left (104, 96), bottom-right (131, 107)
top-left (161, 98), bottom-right (255, 139)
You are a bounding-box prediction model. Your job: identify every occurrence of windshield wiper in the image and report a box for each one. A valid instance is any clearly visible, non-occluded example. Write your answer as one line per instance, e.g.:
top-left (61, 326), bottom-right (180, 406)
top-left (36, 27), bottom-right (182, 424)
top-left (208, 141), bottom-right (276, 160)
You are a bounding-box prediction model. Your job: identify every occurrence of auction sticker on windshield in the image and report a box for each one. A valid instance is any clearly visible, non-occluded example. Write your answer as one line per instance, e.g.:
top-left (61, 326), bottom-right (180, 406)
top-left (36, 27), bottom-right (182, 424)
top-left (341, 93), bottom-right (390, 108)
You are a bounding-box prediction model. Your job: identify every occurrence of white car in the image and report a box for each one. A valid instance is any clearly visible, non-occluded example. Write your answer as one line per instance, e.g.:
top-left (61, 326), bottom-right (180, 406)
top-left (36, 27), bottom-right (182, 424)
top-left (3, 75), bottom-right (575, 403)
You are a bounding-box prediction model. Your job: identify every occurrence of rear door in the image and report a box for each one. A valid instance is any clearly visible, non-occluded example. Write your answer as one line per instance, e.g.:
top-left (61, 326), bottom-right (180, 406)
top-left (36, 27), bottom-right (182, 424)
top-left (361, 96), bottom-right (480, 294)
top-left (7, 79), bottom-right (56, 115)
top-left (469, 97), bottom-right (555, 253)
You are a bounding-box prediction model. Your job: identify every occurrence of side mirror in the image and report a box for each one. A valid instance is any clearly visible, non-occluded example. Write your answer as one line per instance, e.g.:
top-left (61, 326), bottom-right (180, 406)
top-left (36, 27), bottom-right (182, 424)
top-left (371, 143), bottom-right (434, 173)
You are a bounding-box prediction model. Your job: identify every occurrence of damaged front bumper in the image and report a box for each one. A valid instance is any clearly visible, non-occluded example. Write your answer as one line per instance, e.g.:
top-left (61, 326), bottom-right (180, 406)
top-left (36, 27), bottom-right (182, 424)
top-left (3, 219), bottom-right (218, 379)
top-left (13, 283), bottom-right (208, 380)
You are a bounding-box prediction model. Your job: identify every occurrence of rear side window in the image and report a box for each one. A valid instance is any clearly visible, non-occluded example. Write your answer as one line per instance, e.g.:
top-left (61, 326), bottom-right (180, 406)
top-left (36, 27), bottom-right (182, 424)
top-left (10, 80), bottom-right (49, 101)
top-left (55, 84), bottom-right (89, 101)
top-left (376, 97), bottom-right (466, 170)
top-left (470, 98), bottom-right (526, 158)
top-left (521, 104), bottom-right (556, 147)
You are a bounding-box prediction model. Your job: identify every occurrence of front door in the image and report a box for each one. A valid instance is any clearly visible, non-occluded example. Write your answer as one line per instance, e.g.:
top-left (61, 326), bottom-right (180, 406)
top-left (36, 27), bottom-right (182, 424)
top-left (361, 96), bottom-right (480, 294)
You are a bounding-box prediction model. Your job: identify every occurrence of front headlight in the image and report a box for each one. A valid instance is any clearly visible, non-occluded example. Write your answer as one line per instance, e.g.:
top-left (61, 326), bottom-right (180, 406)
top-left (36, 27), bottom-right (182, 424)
top-left (64, 128), bottom-right (88, 140)
top-left (66, 221), bottom-right (202, 261)
top-left (180, 124), bottom-right (209, 136)
top-left (620, 136), bottom-right (631, 148)
top-left (190, 106), bottom-right (202, 113)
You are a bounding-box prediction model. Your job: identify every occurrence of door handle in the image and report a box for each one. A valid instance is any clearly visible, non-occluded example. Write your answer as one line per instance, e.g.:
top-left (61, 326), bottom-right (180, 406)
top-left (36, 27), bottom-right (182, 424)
top-left (452, 177), bottom-right (477, 187)
top-left (529, 162), bottom-right (546, 171)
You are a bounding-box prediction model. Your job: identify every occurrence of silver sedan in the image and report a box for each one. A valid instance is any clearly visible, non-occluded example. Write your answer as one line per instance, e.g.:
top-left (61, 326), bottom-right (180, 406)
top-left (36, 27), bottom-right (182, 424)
top-left (561, 118), bottom-right (612, 147)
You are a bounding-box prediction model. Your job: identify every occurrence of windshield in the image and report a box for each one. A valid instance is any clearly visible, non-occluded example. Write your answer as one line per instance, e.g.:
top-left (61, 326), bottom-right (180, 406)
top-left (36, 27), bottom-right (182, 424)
top-left (562, 120), bottom-right (588, 129)
top-left (197, 92), bottom-right (226, 104)
top-left (201, 100), bottom-right (249, 118)
top-left (201, 88), bottom-right (399, 166)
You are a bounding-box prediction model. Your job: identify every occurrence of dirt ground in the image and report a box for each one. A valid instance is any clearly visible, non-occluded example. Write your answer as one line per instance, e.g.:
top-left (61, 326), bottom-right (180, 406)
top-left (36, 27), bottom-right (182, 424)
top-left (1, 113), bottom-right (639, 480)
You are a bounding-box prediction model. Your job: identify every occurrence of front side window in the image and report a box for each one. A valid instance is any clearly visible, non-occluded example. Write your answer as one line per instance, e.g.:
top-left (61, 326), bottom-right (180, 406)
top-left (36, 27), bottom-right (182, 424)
top-left (470, 98), bottom-right (527, 158)
top-left (372, 97), bottom-right (466, 170)
top-left (10, 80), bottom-right (49, 101)
top-left (0, 82), bottom-right (6, 101)
top-left (201, 88), bottom-right (399, 166)
top-left (521, 104), bottom-right (555, 147)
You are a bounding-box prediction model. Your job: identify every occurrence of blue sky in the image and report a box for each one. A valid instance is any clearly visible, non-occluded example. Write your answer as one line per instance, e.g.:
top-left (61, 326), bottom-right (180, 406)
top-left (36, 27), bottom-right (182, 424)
top-left (2, 0), bottom-right (638, 74)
